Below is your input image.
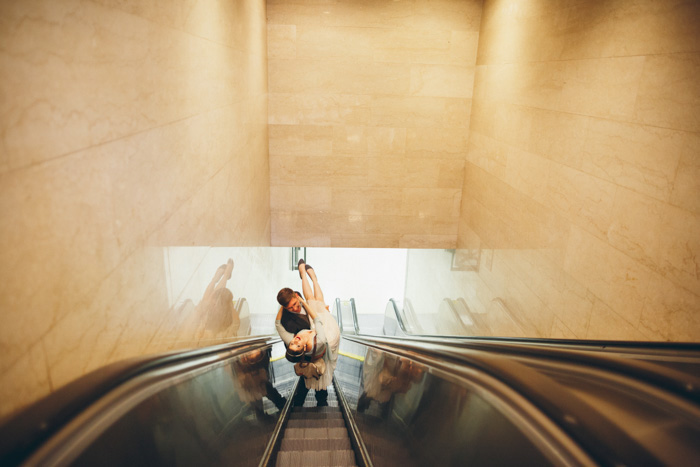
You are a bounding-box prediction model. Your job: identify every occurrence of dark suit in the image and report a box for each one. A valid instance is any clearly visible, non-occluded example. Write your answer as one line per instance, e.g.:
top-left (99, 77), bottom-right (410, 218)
top-left (280, 308), bottom-right (311, 335)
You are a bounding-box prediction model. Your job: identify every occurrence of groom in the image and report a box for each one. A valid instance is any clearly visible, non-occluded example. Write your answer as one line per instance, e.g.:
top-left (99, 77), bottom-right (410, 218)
top-left (277, 289), bottom-right (310, 336)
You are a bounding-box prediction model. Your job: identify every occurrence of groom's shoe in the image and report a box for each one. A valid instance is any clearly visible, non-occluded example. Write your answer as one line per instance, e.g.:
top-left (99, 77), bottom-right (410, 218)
top-left (292, 394), bottom-right (306, 407)
top-left (293, 381), bottom-right (309, 406)
top-left (315, 389), bottom-right (328, 407)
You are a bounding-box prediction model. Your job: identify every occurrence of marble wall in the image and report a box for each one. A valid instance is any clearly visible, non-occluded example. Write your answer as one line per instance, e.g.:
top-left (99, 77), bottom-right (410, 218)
top-left (3, 0), bottom-right (699, 423)
top-left (457, 0), bottom-right (700, 341)
top-left (0, 0), bottom-right (270, 418)
top-left (267, 0), bottom-right (482, 248)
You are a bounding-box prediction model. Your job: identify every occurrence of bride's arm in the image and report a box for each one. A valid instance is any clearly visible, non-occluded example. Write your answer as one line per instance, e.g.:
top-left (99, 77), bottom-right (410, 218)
top-left (301, 298), bottom-right (327, 346)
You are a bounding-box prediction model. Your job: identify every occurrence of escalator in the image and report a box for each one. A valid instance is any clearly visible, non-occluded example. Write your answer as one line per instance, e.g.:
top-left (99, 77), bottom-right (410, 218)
top-left (2, 309), bottom-right (700, 466)
top-left (268, 383), bottom-right (361, 466)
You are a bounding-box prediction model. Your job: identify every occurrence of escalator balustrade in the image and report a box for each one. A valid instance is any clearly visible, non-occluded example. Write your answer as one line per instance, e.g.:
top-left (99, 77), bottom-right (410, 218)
top-left (2, 316), bottom-right (700, 466)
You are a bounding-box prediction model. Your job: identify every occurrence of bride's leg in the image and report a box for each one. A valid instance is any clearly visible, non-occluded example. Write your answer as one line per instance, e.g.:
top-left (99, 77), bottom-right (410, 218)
top-left (299, 263), bottom-right (314, 301)
top-left (306, 267), bottom-right (325, 303)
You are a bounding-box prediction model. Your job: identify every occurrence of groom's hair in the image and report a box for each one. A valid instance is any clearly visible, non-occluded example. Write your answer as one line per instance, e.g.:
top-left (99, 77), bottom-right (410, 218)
top-left (277, 288), bottom-right (296, 307)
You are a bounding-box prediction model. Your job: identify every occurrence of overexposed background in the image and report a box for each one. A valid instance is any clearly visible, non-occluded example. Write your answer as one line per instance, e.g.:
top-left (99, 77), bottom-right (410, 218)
top-left (166, 247), bottom-right (409, 335)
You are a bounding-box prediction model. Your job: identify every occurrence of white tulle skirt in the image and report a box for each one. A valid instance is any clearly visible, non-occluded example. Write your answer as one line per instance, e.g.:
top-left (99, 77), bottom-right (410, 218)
top-left (304, 301), bottom-right (340, 391)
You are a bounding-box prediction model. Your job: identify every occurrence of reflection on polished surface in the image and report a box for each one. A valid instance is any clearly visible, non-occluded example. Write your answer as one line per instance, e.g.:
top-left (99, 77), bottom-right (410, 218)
top-left (335, 337), bottom-right (700, 466)
top-left (357, 349), bottom-right (425, 414)
top-left (158, 258), bottom-right (246, 349)
top-left (63, 344), bottom-right (291, 466)
top-left (335, 344), bottom-right (556, 466)
top-left (3, 332), bottom-right (699, 464)
top-left (3, 244), bottom-right (699, 421)
top-left (0, 0), bottom-right (271, 420)
top-left (403, 248), bottom-right (700, 341)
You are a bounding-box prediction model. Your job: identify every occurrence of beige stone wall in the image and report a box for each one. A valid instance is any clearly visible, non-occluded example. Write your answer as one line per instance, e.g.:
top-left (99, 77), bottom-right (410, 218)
top-left (0, 0), bottom-right (269, 417)
top-left (267, 0), bottom-right (482, 247)
top-left (457, 0), bottom-right (700, 341)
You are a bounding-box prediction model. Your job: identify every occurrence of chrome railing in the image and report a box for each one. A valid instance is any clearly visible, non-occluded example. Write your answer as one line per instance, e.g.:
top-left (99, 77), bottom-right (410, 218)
top-left (335, 298), bottom-right (359, 334)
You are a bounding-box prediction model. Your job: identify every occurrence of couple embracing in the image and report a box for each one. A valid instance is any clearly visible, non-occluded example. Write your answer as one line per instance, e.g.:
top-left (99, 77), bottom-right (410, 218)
top-left (275, 260), bottom-right (340, 407)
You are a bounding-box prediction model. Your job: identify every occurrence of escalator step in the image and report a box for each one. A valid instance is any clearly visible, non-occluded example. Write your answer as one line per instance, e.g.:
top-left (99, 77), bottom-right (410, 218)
top-left (275, 449), bottom-right (356, 467)
top-left (291, 406), bottom-right (338, 413)
top-left (283, 427), bottom-right (349, 439)
top-left (289, 411), bottom-right (343, 420)
top-left (287, 418), bottom-right (346, 429)
top-left (279, 437), bottom-right (352, 452)
top-left (298, 402), bottom-right (340, 408)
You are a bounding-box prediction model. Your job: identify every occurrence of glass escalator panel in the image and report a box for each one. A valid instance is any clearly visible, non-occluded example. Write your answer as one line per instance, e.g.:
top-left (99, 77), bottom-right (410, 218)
top-left (335, 345), bottom-right (572, 466)
top-left (22, 343), bottom-right (292, 467)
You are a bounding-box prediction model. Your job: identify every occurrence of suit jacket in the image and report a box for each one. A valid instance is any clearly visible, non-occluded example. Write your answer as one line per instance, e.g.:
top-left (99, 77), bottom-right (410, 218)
top-left (280, 308), bottom-right (311, 335)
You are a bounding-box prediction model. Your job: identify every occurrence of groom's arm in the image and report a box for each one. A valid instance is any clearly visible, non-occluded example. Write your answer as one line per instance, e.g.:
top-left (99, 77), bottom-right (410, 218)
top-left (275, 306), bottom-right (294, 346)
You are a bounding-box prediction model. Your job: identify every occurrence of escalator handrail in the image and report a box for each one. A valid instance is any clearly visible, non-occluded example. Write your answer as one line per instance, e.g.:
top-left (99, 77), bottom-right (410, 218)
top-left (335, 297), bottom-right (344, 333)
top-left (0, 335), bottom-right (280, 466)
top-left (347, 332), bottom-right (700, 405)
top-left (388, 298), bottom-right (411, 335)
top-left (235, 296), bottom-right (247, 314)
top-left (341, 334), bottom-right (691, 467)
top-left (335, 298), bottom-right (360, 334)
top-left (349, 298), bottom-right (360, 334)
top-left (443, 298), bottom-right (470, 334)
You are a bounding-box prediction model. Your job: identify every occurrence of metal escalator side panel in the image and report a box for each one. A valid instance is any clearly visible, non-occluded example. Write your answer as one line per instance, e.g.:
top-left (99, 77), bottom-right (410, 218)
top-left (523, 358), bottom-right (700, 466)
top-left (352, 334), bottom-right (700, 406)
top-left (391, 336), bottom-right (700, 406)
top-left (335, 337), bottom-right (615, 467)
top-left (16, 340), bottom-right (289, 467)
top-left (340, 335), bottom-right (700, 466)
top-left (0, 337), bottom-right (281, 466)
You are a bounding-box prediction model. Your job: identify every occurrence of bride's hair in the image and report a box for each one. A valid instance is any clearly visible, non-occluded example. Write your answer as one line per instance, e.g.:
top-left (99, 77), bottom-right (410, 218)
top-left (285, 333), bottom-right (318, 363)
top-left (284, 347), bottom-right (304, 363)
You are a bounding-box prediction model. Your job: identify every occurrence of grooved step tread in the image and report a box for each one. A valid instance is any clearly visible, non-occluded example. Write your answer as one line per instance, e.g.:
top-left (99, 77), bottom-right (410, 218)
top-left (275, 449), bottom-right (357, 467)
top-left (287, 418), bottom-right (346, 429)
top-left (291, 407), bottom-right (340, 413)
top-left (289, 411), bottom-right (343, 420)
top-left (279, 437), bottom-right (352, 452)
top-left (283, 427), bottom-right (349, 439)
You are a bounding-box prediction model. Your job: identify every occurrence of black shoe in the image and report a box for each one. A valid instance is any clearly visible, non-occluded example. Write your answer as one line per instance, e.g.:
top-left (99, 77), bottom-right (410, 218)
top-left (274, 396), bottom-right (287, 410)
top-left (315, 389), bottom-right (328, 407)
top-left (292, 396), bottom-right (305, 407)
top-left (357, 394), bottom-right (370, 413)
top-left (298, 258), bottom-right (306, 278)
